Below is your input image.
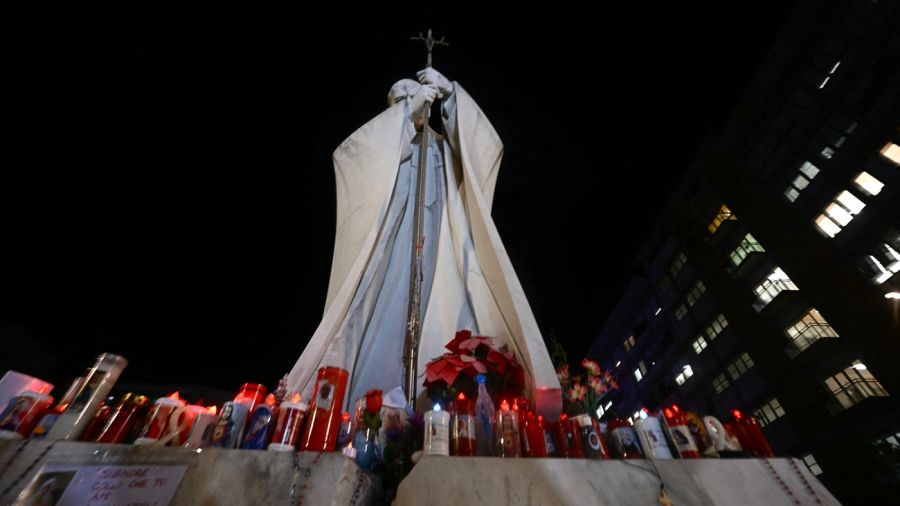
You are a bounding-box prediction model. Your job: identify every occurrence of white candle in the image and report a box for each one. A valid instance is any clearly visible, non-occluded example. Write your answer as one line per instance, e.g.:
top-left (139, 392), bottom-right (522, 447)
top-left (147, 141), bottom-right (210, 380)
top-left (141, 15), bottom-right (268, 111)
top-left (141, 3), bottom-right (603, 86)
top-left (424, 403), bottom-right (450, 456)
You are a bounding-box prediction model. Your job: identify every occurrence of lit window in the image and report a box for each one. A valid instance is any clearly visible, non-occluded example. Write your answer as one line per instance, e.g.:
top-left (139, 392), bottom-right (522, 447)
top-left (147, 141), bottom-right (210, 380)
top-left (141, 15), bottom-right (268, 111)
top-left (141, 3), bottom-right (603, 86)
top-left (669, 253), bottom-right (687, 277)
top-left (692, 335), bottom-right (708, 354)
top-left (705, 314), bottom-right (729, 340)
top-left (864, 243), bottom-right (900, 284)
top-left (675, 304), bottom-right (688, 321)
top-left (634, 361), bottom-right (648, 382)
top-left (881, 142), bottom-right (900, 165)
top-left (854, 171), bottom-right (884, 196)
top-left (727, 353), bottom-right (754, 381)
top-left (824, 361), bottom-right (889, 410)
top-left (786, 309), bottom-right (838, 353)
top-left (754, 398), bottom-right (786, 427)
top-left (876, 432), bottom-right (900, 450)
top-left (675, 365), bottom-right (694, 386)
top-left (712, 374), bottom-right (729, 394)
top-left (836, 190), bottom-right (865, 214)
top-left (708, 205), bottom-right (737, 234)
top-left (818, 61), bottom-right (841, 90)
top-left (754, 267), bottom-right (798, 309)
top-left (623, 335), bottom-right (636, 352)
top-left (802, 454), bottom-right (823, 476)
top-left (815, 215), bottom-right (842, 238)
top-left (799, 161), bottom-right (820, 179)
top-left (686, 281), bottom-right (706, 306)
top-left (821, 146), bottom-right (835, 159)
top-left (730, 233), bottom-right (765, 267)
top-left (785, 161), bottom-right (821, 202)
top-left (816, 189), bottom-right (867, 237)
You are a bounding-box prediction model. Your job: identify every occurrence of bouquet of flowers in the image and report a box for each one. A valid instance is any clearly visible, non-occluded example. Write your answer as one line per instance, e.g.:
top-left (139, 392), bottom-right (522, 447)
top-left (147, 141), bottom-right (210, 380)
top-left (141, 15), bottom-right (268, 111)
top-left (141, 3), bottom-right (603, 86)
top-left (423, 330), bottom-right (525, 406)
top-left (558, 358), bottom-right (619, 417)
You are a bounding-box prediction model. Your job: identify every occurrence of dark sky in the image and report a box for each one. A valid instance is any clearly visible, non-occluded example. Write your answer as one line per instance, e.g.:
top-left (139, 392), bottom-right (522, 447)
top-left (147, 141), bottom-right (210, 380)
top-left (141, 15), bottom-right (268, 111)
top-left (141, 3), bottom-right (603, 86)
top-left (1, 5), bottom-right (796, 394)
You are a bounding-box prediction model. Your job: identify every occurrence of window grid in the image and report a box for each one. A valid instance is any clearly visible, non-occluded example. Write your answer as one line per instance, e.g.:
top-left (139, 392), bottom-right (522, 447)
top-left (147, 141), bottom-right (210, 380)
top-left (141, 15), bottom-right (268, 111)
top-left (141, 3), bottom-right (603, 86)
top-left (705, 314), bottom-right (729, 340)
top-left (802, 454), bottom-right (823, 476)
top-left (824, 361), bottom-right (889, 410)
top-left (708, 205), bottom-right (737, 234)
top-left (624, 335), bottom-right (636, 352)
top-left (675, 365), bottom-right (694, 386)
top-left (686, 281), bottom-right (706, 306)
top-left (815, 190), bottom-right (866, 238)
top-left (754, 267), bottom-right (799, 308)
top-left (669, 253), bottom-right (687, 277)
top-left (786, 309), bottom-right (839, 353)
top-left (730, 234), bottom-right (765, 267)
top-left (712, 374), bottom-right (730, 394)
top-left (754, 398), bottom-right (786, 427)
top-left (692, 335), bottom-right (708, 354)
top-left (727, 353), bottom-right (754, 381)
top-left (784, 161), bottom-right (821, 202)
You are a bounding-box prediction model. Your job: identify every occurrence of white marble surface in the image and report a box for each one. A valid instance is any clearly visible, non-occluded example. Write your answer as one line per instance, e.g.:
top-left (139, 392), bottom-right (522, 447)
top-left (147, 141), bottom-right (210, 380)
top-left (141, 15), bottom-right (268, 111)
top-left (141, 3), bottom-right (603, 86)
top-left (0, 440), bottom-right (374, 505)
top-left (395, 456), bottom-right (841, 505)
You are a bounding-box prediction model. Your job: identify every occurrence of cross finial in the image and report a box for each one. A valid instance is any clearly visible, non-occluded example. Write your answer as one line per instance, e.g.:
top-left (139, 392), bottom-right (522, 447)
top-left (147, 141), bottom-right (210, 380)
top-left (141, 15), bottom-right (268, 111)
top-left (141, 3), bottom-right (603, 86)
top-left (411, 29), bottom-right (449, 68)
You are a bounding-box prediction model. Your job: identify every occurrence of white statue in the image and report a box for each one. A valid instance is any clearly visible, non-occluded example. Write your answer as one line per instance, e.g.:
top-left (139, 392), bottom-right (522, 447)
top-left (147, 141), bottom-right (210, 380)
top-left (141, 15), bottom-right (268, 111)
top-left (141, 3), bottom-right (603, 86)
top-left (288, 67), bottom-right (561, 416)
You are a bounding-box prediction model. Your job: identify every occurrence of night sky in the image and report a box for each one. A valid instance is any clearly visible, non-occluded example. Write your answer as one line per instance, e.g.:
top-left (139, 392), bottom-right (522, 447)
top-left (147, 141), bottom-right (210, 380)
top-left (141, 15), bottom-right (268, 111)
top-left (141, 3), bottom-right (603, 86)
top-left (2, 5), bottom-right (796, 394)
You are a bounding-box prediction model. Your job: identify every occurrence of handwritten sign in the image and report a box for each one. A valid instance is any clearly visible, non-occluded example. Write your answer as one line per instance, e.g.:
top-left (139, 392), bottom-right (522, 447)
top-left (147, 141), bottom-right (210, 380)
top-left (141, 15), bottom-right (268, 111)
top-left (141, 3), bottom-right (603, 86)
top-left (17, 464), bottom-right (187, 506)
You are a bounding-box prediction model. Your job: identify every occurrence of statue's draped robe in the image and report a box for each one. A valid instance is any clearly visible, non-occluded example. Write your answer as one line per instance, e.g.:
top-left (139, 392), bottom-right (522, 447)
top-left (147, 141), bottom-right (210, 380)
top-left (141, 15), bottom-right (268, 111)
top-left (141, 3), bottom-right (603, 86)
top-left (288, 83), bottom-right (561, 414)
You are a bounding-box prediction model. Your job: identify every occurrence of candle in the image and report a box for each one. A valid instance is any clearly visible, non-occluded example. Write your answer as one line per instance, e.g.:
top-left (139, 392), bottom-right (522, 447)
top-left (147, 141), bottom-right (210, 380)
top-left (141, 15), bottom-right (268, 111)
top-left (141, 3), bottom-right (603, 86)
top-left (234, 383), bottom-right (267, 414)
top-left (608, 418), bottom-right (643, 459)
top-left (45, 353), bottom-right (128, 441)
top-left (634, 415), bottom-right (672, 459)
top-left (730, 410), bottom-right (774, 457)
top-left (268, 394), bottom-right (308, 452)
top-left (521, 412), bottom-right (547, 458)
top-left (0, 391), bottom-right (54, 439)
top-left (94, 393), bottom-right (150, 444)
top-left (574, 413), bottom-right (607, 460)
top-left (133, 392), bottom-right (186, 445)
top-left (424, 403), bottom-right (450, 456)
top-left (241, 394), bottom-right (277, 450)
top-left (300, 367), bottom-right (349, 452)
top-left (451, 393), bottom-right (475, 456)
top-left (495, 400), bottom-right (521, 458)
top-left (662, 407), bottom-right (700, 458)
top-left (184, 406), bottom-right (219, 449)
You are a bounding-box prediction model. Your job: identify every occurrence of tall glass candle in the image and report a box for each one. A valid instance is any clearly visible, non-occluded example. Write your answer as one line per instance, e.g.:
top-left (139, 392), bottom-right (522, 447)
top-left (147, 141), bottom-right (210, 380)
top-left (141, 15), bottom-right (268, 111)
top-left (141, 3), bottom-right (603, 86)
top-left (45, 353), bottom-right (128, 441)
top-left (268, 394), bottom-right (307, 452)
top-left (495, 400), bottom-right (521, 458)
top-left (300, 367), bottom-right (348, 452)
top-left (0, 392), bottom-right (53, 439)
top-left (133, 393), bottom-right (186, 445)
top-left (451, 393), bottom-right (476, 456)
top-left (184, 406), bottom-right (219, 449)
top-left (94, 394), bottom-right (149, 444)
top-left (424, 403), bottom-right (450, 456)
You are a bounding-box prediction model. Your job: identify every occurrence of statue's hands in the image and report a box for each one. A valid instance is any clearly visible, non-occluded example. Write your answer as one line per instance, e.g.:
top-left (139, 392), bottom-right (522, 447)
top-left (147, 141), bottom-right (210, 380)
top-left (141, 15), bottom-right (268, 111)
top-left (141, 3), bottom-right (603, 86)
top-left (417, 68), bottom-right (453, 98)
top-left (409, 83), bottom-right (439, 128)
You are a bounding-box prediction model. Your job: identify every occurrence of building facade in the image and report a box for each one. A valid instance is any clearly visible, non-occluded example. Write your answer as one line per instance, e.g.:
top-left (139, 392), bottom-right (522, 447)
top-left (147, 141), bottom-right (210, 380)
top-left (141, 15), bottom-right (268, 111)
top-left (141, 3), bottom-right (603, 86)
top-left (588, 1), bottom-right (900, 503)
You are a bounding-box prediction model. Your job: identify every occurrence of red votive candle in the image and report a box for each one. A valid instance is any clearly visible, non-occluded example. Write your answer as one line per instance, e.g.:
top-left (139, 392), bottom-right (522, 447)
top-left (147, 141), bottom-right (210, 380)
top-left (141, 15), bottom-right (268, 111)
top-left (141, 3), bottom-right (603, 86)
top-left (269, 394), bottom-right (308, 452)
top-left (300, 367), bottom-right (349, 452)
top-left (451, 392), bottom-right (476, 456)
top-left (95, 393), bottom-right (149, 444)
top-left (133, 392), bottom-right (185, 445)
